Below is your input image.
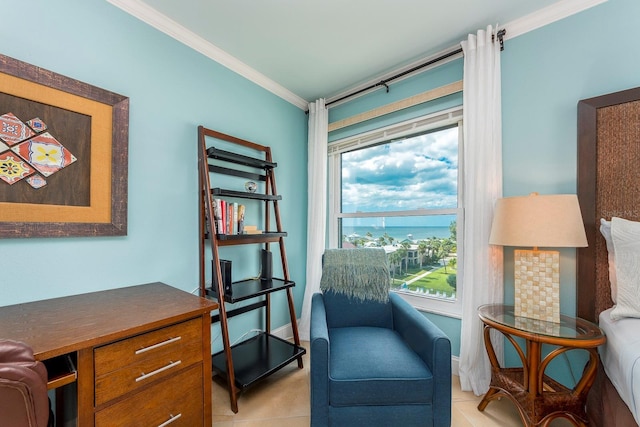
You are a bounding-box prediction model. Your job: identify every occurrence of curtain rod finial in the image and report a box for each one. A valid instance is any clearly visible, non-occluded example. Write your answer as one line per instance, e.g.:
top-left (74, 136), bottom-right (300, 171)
top-left (497, 28), bottom-right (506, 51)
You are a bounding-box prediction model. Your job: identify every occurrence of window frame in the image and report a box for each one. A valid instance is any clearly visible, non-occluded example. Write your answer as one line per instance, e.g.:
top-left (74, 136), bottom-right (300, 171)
top-left (328, 106), bottom-right (464, 318)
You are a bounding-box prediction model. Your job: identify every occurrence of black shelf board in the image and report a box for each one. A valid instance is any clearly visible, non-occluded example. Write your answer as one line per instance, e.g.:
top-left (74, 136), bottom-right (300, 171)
top-left (211, 332), bottom-right (306, 390)
top-left (211, 188), bottom-right (281, 201)
top-left (205, 278), bottom-right (295, 303)
top-left (217, 232), bottom-right (287, 240)
top-left (207, 147), bottom-right (277, 170)
top-left (215, 232), bottom-right (286, 246)
top-left (208, 164), bottom-right (266, 182)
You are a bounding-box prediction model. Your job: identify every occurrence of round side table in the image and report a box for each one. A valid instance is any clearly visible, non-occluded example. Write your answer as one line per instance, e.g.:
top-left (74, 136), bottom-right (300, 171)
top-left (477, 304), bottom-right (605, 427)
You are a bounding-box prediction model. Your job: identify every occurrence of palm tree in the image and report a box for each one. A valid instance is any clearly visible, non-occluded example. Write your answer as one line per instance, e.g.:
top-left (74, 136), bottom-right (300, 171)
top-left (428, 236), bottom-right (440, 260)
top-left (389, 251), bottom-right (401, 278)
top-left (430, 239), bottom-right (442, 266)
top-left (401, 241), bottom-right (411, 272)
top-left (383, 232), bottom-right (391, 244)
top-left (418, 241), bottom-right (428, 268)
top-left (438, 239), bottom-right (454, 273)
top-left (394, 246), bottom-right (407, 275)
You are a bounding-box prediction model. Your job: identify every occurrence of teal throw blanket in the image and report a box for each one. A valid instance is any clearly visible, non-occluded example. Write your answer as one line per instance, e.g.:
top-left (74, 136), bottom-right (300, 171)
top-left (320, 248), bottom-right (390, 303)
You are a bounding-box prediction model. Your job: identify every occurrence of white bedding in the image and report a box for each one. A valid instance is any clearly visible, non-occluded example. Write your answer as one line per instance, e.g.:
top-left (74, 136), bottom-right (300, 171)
top-left (599, 307), bottom-right (640, 425)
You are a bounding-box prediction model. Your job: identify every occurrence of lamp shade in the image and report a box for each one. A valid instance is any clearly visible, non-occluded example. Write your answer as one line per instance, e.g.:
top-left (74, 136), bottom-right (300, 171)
top-left (489, 193), bottom-right (588, 248)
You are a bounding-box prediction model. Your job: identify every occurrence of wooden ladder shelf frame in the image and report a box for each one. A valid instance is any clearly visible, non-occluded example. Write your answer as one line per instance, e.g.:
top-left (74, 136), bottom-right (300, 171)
top-left (197, 126), bottom-right (304, 413)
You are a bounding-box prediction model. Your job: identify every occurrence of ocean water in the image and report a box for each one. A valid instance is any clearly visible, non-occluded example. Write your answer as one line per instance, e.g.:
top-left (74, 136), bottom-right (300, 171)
top-left (343, 226), bottom-right (452, 242)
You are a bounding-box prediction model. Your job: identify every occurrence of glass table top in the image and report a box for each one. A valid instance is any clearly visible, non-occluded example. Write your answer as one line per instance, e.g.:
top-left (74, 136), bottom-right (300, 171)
top-left (478, 304), bottom-right (604, 341)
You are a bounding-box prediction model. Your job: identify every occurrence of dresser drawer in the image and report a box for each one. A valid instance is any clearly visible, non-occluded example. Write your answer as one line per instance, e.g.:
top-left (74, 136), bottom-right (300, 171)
top-left (94, 318), bottom-right (203, 405)
top-left (95, 363), bottom-right (204, 427)
top-left (95, 318), bottom-right (202, 376)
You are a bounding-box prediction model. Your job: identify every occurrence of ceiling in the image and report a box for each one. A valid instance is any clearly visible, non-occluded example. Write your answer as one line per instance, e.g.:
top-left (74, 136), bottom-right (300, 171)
top-left (108, 0), bottom-right (602, 108)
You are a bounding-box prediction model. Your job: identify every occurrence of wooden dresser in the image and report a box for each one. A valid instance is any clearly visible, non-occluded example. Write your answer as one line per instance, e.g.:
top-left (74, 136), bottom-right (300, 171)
top-left (0, 282), bottom-right (217, 426)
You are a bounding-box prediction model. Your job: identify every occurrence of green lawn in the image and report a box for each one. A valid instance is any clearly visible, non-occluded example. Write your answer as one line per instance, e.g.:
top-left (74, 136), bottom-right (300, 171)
top-left (391, 265), bottom-right (456, 297)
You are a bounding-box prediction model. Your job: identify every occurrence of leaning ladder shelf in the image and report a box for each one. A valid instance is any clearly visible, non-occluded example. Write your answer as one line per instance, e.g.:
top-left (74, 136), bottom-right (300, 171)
top-left (197, 126), bottom-right (305, 413)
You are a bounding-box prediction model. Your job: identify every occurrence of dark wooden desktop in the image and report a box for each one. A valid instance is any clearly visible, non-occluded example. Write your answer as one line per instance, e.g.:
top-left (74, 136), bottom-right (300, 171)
top-left (0, 282), bottom-right (217, 426)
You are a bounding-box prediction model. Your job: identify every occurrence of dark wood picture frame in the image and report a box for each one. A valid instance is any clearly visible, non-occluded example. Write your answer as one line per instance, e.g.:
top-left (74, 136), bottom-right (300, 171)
top-left (0, 54), bottom-right (129, 238)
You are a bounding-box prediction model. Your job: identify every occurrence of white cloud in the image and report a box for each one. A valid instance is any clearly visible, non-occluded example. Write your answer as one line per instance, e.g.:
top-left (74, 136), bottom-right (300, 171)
top-left (342, 126), bottom-right (458, 213)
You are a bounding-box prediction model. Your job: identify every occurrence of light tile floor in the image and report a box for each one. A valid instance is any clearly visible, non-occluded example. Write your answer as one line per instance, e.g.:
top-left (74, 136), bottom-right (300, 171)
top-left (211, 342), bottom-right (573, 426)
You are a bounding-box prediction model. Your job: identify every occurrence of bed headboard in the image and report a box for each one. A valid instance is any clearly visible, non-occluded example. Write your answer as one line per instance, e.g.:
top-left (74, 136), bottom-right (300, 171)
top-left (576, 87), bottom-right (640, 323)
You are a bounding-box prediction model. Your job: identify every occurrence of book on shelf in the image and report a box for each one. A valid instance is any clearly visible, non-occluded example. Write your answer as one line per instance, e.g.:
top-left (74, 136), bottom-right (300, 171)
top-left (212, 198), bottom-right (250, 235)
top-left (213, 198), bottom-right (224, 235)
top-left (232, 202), bottom-right (238, 235)
top-left (222, 201), bottom-right (227, 234)
top-left (237, 204), bottom-right (245, 234)
top-left (226, 202), bottom-right (234, 235)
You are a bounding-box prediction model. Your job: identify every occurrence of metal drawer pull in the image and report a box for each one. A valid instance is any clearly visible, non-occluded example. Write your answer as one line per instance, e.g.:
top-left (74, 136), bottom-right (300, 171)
top-left (157, 413), bottom-right (182, 427)
top-left (135, 360), bottom-right (182, 382)
top-left (135, 336), bottom-right (182, 355)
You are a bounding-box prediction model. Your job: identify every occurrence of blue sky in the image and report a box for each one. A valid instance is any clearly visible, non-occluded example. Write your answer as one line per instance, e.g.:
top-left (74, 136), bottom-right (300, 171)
top-left (341, 126), bottom-right (458, 218)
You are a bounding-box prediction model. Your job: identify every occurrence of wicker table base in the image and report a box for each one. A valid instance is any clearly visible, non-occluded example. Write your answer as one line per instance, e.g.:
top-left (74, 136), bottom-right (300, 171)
top-left (477, 304), bottom-right (605, 427)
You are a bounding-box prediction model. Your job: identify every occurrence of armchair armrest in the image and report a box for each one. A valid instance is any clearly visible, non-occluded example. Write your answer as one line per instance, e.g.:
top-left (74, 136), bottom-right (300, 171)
top-left (310, 293), bottom-right (330, 426)
top-left (390, 293), bottom-right (451, 426)
top-left (0, 340), bottom-right (50, 427)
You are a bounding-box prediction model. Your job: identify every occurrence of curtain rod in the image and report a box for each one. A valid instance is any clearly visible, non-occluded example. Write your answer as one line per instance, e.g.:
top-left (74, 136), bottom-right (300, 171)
top-left (321, 28), bottom-right (506, 110)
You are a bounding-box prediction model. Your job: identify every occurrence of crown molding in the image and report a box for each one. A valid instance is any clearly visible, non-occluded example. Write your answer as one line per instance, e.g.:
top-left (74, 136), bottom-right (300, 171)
top-left (107, 0), bottom-right (606, 111)
top-left (504, 0), bottom-right (608, 40)
top-left (106, 0), bottom-right (309, 110)
top-left (327, 0), bottom-right (607, 106)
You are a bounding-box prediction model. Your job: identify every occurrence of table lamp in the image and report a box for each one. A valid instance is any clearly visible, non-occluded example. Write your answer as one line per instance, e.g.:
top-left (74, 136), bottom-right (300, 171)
top-left (489, 193), bottom-right (588, 323)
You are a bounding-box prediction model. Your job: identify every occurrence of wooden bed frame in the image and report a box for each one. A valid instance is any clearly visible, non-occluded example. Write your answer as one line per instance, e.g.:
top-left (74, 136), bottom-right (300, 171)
top-left (577, 86), bottom-right (640, 426)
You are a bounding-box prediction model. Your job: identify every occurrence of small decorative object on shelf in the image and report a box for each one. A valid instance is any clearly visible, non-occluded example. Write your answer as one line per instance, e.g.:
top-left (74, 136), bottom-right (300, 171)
top-left (244, 181), bottom-right (257, 193)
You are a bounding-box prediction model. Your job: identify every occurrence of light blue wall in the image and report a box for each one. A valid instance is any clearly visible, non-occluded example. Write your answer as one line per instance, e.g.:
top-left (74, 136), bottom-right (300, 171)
top-left (328, 0), bottom-right (640, 381)
top-left (0, 0), bottom-right (308, 348)
top-left (501, 0), bottom-right (640, 310)
top-left (499, 0), bottom-right (640, 382)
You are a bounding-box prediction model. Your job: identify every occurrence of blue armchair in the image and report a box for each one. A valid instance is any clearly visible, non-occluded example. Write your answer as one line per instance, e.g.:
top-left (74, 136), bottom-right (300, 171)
top-left (310, 249), bottom-right (452, 427)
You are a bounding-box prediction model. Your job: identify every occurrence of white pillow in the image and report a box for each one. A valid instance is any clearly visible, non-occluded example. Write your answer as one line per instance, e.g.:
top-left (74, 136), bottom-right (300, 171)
top-left (600, 218), bottom-right (617, 303)
top-left (610, 217), bottom-right (640, 321)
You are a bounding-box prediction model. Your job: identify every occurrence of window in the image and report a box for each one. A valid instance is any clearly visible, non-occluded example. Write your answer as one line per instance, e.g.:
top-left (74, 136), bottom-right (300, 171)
top-left (328, 107), bottom-right (463, 317)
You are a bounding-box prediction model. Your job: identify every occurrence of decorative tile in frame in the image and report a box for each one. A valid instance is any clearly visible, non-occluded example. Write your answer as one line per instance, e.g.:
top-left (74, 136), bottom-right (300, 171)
top-left (12, 132), bottom-right (76, 177)
top-left (26, 174), bottom-right (47, 189)
top-left (0, 112), bottom-right (35, 146)
top-left (26, 117), bottom-right (47, 133)
top-left (0, 151), bottom-right (35, 185)
top-left (0, 54), bottom-right (129, 237)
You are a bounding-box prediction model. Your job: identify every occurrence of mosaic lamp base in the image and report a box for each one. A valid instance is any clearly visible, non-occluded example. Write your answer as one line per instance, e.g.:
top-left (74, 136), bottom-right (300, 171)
top-left (514, 249), bottom-right (560, 323)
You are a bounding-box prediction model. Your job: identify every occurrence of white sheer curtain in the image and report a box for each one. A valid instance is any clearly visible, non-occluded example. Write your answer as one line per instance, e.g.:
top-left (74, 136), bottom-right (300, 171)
top-left (298, 99), bottom-right (328, 341)
top-left (458, 25), bottom-right (504, 395)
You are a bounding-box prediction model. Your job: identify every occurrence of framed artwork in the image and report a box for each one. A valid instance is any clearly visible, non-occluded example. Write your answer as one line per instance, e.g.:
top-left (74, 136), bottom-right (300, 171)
top-left (0, 54), bottom-right (129, 237)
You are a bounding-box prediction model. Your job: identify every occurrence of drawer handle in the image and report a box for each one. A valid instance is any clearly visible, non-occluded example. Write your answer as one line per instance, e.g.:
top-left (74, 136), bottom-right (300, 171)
top-left (135, 360), bottom-right (182, 382)
top-left (157, 413), bottom-right (182, 427)
top-left (135, 336), bottom-right (182, 355)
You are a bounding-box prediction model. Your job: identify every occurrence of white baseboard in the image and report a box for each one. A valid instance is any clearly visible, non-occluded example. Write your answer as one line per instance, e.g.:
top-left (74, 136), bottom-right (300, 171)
top-left (271, 322), bottom-right (295, 340)
top-left (451, 355), bottom-right (459, 376)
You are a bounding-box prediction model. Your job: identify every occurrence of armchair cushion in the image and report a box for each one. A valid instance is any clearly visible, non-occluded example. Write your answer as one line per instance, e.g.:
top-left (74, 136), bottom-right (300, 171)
top-left (329, 326), bottom-right (433, 406)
